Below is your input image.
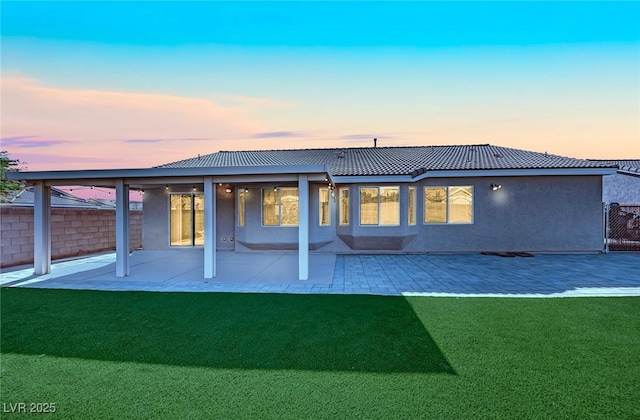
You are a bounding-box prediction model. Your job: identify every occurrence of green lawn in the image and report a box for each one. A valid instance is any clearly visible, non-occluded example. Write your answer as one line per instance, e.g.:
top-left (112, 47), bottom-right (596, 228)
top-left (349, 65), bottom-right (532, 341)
top-left (1, 288), bottom-right (638, 419)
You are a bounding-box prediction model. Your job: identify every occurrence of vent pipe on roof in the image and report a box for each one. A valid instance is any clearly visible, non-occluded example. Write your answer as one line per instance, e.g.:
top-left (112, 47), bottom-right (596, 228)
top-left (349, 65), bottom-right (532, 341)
top-left (373, 138), bottom-right (377, 148)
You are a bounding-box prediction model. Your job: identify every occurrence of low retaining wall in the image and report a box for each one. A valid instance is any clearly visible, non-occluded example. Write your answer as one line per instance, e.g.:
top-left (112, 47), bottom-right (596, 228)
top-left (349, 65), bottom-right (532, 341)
top-left (1, 207), bottom-right (142, 268)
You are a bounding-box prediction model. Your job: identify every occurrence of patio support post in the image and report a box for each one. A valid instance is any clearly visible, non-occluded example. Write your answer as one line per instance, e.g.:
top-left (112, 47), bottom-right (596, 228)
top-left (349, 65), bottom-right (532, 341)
top-left (33, 180), bottom-right (51, 275)
top-left (115, 178), bottom-right (130, 277)
top-left (298, 174), bottom-right (309, 280)
top-left (204, 176), bottom-right (216, 278)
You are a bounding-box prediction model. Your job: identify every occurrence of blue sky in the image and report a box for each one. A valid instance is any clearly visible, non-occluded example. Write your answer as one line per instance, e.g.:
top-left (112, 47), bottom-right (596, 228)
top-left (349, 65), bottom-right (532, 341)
top-left (1, 1), bottom-right (639, 171)
top-left (4, 2), bottom-right (638, 47)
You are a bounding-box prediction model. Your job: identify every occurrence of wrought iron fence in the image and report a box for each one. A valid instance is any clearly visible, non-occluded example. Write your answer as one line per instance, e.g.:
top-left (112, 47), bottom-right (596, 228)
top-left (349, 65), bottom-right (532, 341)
top-left (606, 203), bottom-right (640, 252)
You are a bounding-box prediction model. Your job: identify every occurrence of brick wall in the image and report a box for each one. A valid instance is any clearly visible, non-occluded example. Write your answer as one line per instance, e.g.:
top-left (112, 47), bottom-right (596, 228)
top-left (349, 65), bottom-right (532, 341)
top-left (1, 207), bottom-right (143, 268)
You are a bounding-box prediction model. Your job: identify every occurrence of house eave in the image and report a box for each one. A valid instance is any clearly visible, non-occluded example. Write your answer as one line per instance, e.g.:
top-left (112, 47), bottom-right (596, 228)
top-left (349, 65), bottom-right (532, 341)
top-left (5, 164), bottom-right (332, 186)
top-left (616, 169), bottom-right (640, 178)
top-left (411, 167), bottom-right (617, 181)
top-left (332, 167), bottom-right (616, 184)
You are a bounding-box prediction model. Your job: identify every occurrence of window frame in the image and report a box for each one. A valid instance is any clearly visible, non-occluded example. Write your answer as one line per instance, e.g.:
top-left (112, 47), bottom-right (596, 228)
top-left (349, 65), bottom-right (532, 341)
top-left (237, 189), bottom-right (246, 227)
top-left (319, 187), bottom-right (331, 227)
top-left (358, 186), bottom-right (400, 226)
top-left (423, 186), bottom-right (474, 225)
top-left (261, 187), bottom-right (299, 227)
top-left (168, 192), bottom-right (205, 247)
top-left (408, 186), bottom-right (416, 225)
top-left (339, 187), bottom-right (350, 226)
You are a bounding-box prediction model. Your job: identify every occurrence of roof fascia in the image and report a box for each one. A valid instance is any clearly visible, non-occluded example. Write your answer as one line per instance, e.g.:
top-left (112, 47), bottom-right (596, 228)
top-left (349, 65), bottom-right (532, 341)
top-left (332, 175), bottom-right (412, 184)
top-left (7, 164), bottom-right (330, 184)
top-left (411, 167), bottom-right (617, 181)
top-left (617, 169), bottom-right (640, 178)
top-left (333, 167), bottom-right (617, 184)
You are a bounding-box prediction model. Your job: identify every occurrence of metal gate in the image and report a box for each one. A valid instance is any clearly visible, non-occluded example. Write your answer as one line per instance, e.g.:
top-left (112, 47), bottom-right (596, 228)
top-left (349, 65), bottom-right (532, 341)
top-left (605, 203), bottom-right (640, 252)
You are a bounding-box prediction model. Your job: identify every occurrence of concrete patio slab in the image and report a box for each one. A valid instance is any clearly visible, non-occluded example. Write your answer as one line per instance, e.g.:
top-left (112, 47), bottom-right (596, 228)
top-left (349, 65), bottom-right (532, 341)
top-left (1, 251), bottom-right (638, 297)
top-left (0, 250), bottom-right (335, 292)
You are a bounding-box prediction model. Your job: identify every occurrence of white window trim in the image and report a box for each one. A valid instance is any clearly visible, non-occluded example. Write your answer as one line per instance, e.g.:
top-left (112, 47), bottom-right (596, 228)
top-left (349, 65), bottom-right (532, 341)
top-left (358, 186), bottom-right (401, 226)
top-left (168, 192), bottom-right (205, 248)
top-left (423, 186), bottom-right (474, 225)
top-left (319, 187), bottom-right (331, 227)
top-left (339, 187), bottom-right (350, 226)
top-left (237, 189), bottom-right (246, 227)
top-left (261, 187), bottom-right (299, 227)
top-left (408, 186), bottom-right (416, 226)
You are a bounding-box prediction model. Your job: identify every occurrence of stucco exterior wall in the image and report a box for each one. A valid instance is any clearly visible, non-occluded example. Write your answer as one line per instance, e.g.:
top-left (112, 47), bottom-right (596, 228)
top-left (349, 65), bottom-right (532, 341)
top-left (142, 175), bottom-right (604, 254)
top-left (1, 207), bottom-right (142, 268)
top-left (235, 183), bottom-right (336, 250)
top-left (142, 188), bottom-right (169, 250)
top-left (404, 175), bottom-right (603, 253)
top-left (216, 186), bottom-right (235, 251)
top-left (143, 185), bottom-right (237, 251)
top-left (603, 173), bottom-right (640, 204)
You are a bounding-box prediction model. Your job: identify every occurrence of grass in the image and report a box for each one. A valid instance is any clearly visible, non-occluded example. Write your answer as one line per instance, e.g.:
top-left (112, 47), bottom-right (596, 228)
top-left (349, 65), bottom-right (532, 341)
top-left (1, 288), bottom-right (639, 419)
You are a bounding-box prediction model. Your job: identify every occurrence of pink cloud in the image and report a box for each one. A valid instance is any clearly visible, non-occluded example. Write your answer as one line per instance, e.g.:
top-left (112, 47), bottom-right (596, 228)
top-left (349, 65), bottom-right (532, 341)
top-left (1, 76), bottom-right (265, 169)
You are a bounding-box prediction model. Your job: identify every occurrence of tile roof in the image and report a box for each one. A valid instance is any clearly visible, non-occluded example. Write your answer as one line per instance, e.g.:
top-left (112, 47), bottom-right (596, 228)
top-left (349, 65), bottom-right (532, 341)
top-left (157, 144), bottom-right (616, 176)
top-left (588, 160), bottom-right (640, 174)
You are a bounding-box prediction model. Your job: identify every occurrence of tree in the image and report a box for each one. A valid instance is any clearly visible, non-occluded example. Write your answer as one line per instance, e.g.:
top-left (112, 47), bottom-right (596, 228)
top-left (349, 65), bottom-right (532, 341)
top-left (0, 151), bottom-right (24, 198)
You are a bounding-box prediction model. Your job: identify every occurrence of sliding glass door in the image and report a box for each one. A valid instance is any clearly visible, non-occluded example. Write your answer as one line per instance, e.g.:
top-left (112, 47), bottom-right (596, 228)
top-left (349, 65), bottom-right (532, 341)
top-left (170, 194), bottom-right (205, 246)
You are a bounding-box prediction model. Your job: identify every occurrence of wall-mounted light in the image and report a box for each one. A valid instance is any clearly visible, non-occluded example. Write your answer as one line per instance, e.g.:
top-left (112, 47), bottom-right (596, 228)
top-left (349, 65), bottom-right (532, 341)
top-left (491, 183), bottom-right (502, 191)
top-left (192, 187), bottom-right (197, 192)
top-left (225, 187), bottom-right (232, 193)
top-left (165, 185), bottom-right (169, 191)
top-left (273, 186), bottom-right (278, 191)
top-left (244, 188), bottom-right (249, 193)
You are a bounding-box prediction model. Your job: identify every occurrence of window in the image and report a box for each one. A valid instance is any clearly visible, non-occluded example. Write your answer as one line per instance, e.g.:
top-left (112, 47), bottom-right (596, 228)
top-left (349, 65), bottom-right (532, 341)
top-left (360, 186), bottom-right (400, 225)
top-left (170, 193), bottom-right (204, 246)
top-left (238, 189), bottom-right (246, 226)
top-left (424, 187), bottom-right (447, 223)
top-left (319, 188), bottom-right (330, 226)
top-left (262, 188), bottom-right (299, 226)
top-left (448, 186), bottom-right (473, 223)
top-left (424, 186), bottom-right (473, 224)
top-left (339, 188), bottom-right (349, 226)
top-left (408, 187), bottom-right (416, 225)
top-left (263, 189), bottom-right (278, 226)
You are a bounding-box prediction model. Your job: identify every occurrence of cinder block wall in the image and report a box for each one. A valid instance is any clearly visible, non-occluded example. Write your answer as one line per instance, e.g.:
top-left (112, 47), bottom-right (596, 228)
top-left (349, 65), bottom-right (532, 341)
top-left (0, 207), bottom-right (143, 268)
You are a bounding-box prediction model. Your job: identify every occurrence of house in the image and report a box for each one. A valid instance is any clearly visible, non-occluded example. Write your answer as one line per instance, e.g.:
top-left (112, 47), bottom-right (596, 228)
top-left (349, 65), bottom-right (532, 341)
top-left (587, 160), bottom-right (640, 251)
top-left (588, 160), bottom-right (640, 204)
top-left (6, 144), bottom-right (617, 280)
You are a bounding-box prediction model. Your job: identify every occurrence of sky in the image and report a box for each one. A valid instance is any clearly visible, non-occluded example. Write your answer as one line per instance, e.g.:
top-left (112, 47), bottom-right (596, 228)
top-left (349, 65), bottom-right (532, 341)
top-left (1, 1), bottom-right (639, 176)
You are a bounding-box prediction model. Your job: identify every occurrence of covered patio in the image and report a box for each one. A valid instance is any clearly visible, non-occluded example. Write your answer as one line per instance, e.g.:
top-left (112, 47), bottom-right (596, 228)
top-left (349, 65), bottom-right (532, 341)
top-left (7, 165), bottom-right (334, 281)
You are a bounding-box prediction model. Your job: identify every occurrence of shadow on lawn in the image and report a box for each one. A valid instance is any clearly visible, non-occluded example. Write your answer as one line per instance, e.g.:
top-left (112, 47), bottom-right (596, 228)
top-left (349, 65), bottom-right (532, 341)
top-left (1, 288), bottom-right (455, 374)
